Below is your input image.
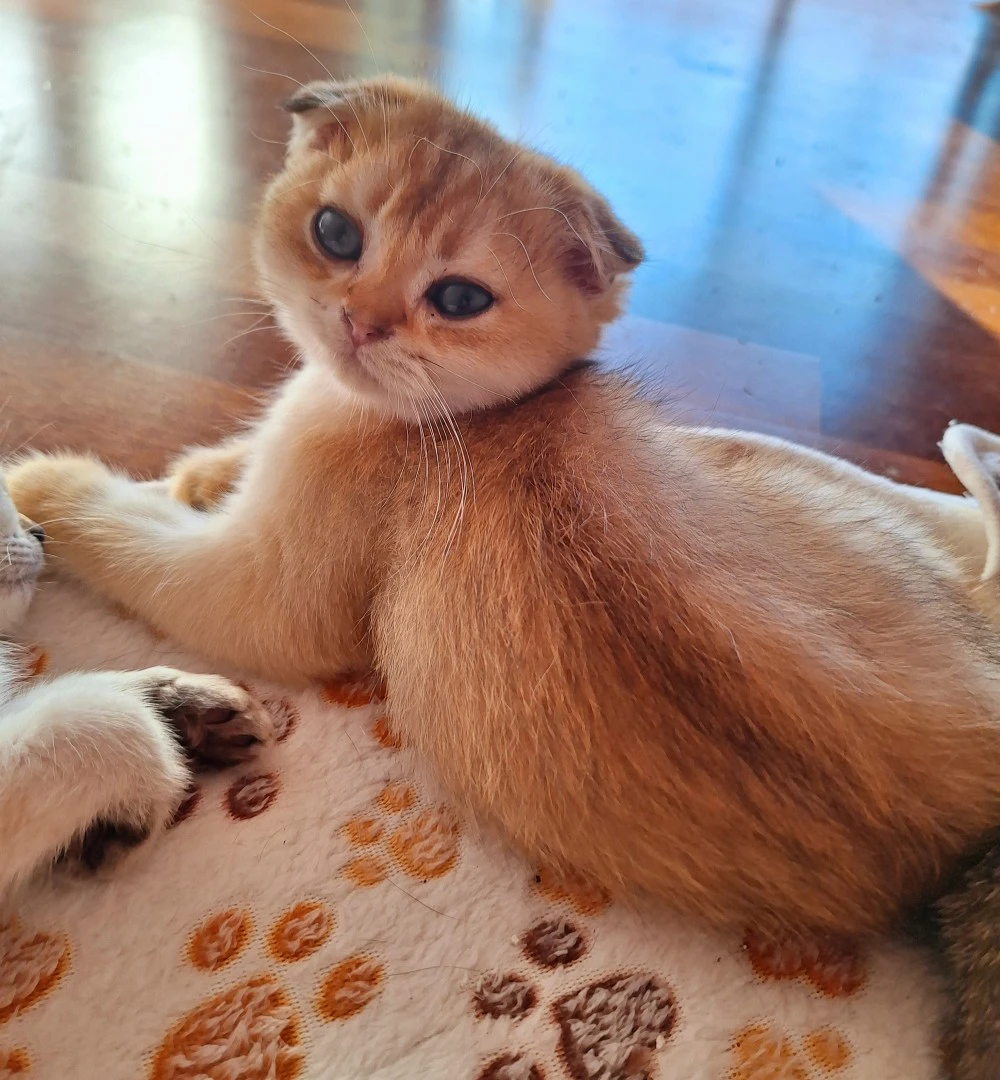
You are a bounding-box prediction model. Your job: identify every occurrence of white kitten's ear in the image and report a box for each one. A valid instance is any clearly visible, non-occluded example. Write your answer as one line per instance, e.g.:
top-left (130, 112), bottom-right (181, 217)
top-left (559, 183), bottom-right (644, 296)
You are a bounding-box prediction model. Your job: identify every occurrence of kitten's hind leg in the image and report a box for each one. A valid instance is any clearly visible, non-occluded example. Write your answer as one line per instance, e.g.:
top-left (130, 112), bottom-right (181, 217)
top-left (0, 669), bottom-right (275, 894)
top-left (167, 437), bottom-right (252, 511)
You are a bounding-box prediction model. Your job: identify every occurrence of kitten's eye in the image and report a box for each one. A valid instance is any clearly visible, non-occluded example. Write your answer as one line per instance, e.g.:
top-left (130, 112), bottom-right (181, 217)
top-left (426, 279), bottom-right (494, 319)
top-left (313, 207), bottom-right (363, 261)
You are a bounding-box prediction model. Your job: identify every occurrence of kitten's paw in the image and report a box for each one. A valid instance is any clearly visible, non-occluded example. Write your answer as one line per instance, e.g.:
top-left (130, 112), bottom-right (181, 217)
top-left (4, 453), bottom-right (111, 528)
top-left (138, 668), bottom-right (277, 767)
top-left (168, 444), bottom-right (242, 510)
top-left (60, 704), bottom-right (192, 874)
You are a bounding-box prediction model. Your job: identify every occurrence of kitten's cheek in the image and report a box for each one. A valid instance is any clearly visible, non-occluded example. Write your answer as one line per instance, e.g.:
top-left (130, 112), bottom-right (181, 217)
top-left (4, 454), bottom-right (111, 524)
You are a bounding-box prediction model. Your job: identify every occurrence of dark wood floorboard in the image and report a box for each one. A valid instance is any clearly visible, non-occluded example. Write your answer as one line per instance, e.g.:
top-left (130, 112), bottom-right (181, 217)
top-left (2, 0), bottom-right (999, 493)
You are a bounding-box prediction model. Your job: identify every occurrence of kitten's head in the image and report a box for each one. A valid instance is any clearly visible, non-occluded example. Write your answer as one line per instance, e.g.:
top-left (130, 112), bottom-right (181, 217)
top-left (0, 475), bottom-right (44, 634)
top-left (254, 76), bottom-right (643, 420)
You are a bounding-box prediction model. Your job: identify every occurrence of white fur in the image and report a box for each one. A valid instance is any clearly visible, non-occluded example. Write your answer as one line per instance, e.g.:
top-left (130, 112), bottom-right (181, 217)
top-left (0, 476), bottom-right (274, 897)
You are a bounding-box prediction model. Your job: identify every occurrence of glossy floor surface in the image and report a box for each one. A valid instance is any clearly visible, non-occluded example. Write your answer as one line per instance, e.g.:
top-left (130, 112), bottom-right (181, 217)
top-left (1, 0), bottom-right (999, 490)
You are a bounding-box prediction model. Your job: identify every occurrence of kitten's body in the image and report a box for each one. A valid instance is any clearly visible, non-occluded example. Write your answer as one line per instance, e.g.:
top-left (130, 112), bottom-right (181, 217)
top-left (0, 478), bottom-right (275, 896)
top-left (7, 77), bottom-right (1000, 944)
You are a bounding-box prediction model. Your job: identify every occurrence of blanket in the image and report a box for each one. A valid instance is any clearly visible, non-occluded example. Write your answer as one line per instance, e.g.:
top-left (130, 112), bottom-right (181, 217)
top-left (4, 422), bottom-right (1000, 1080)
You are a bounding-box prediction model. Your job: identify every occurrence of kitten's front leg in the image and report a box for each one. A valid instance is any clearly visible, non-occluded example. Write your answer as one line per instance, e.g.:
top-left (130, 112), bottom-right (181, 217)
top-left (4, 454), bottom-right (345, 679)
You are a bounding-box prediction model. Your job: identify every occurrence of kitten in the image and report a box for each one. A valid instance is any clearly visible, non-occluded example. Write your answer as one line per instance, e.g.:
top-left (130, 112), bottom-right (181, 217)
top-left (0, 475), bottom-right (276, 895)
top-left (7, 77), bottom-right (1000, 945)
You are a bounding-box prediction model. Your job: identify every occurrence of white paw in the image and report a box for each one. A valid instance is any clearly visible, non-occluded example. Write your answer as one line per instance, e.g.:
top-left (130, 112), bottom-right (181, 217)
top-left (63, 705), bottom-right (192, 873)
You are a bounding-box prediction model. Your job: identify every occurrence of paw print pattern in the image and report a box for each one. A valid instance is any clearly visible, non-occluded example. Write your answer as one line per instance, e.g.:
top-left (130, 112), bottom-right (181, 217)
top-left (0, 1047), bottom-right (29, 1078)
top-left (476, 1052), bottom-right (545, 1080)
top-left (533, 866), bottom-right (611, 917)
top-left (387, 807), bottom-right (460, 880)
top-left (15, 645), bottom-right (47, 681)
top-left (167, 785), bottom-right (203, 829)
top-left (267, 902), bottom-right (335, 963)
top-left (728, 1023), bottom-right (853, 1079)
top-left (0, 918), bottom-right (71, 1025)
top-left (339, 783), bottom-right (462, 889)
top-left (163, 899), bottom-right (355, 1072)
top-left (319, 670), bottom-right (386, 709)
top-left (370, 714), bottom-right (403, 750)
top-left (316, 954), bottom-right (384, 1021)
top-left (553, 974), bottom-right (677, 1080)
top-left (742, 932), bottom-right (866, 999)
top-left (521, 917), bottom-right (586, 968)
top-left (186, 909), bottom-right (253, 972)
top-left (261, 698), bottom-right (299, 743)
top-left (472, 972), bottom-right (538, 1020)
top-left (151, 975), bottom-right (303, 1080)
top-left (225, 773), bottom-right (280, 821)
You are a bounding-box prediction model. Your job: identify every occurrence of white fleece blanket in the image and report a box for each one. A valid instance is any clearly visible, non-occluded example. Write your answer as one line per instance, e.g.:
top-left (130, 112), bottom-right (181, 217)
top-left (4, 423), bottom-right (1000, 1080)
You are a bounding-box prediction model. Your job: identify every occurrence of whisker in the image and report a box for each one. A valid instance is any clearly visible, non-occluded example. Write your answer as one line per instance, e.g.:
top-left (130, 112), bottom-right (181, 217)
top-left (491, 231), bottom-right (553, 302)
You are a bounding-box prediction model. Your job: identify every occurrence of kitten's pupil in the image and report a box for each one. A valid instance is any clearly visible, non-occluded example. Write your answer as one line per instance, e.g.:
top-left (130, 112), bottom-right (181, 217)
top-left (313, 207), bottom-right (362, 261)
top-left (427, 279), bottom-right (494, 319)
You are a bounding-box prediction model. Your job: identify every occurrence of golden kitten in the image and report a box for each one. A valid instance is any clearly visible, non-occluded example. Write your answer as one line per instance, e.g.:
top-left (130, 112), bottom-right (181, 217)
top-left (8, 77), bottom-right (1000, 940)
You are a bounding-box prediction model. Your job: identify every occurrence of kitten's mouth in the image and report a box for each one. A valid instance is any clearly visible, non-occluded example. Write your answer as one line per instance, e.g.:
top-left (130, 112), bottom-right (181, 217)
top-left (0, 536), bottom-right (45, 586)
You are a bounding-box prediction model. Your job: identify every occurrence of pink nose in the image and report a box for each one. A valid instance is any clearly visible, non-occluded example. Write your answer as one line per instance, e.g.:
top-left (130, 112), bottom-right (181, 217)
top-left (343, 310), bottom-right (390, 349)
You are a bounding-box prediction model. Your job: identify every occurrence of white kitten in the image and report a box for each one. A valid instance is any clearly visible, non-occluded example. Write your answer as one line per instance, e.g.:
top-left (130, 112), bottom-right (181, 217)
top-left (0, 474), bottom-right (276, 895)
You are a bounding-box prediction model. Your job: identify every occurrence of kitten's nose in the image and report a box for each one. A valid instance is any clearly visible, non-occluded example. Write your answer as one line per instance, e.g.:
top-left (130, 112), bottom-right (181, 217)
top-left (343, 309), bottom-right (391, 349)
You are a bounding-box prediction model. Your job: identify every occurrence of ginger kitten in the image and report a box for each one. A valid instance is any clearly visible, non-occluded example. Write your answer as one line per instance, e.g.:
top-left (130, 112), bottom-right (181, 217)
top-left (8, 77), bottom-right (1000, 946)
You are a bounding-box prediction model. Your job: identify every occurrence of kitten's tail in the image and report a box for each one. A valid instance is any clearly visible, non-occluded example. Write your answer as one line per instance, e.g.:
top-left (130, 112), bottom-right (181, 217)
top-left (932, 834), bottom-right (1000, 1080)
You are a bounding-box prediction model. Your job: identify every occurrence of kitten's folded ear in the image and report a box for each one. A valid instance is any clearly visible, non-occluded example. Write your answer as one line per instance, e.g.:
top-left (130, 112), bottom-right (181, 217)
top-left (557, 177), bottom-right (645, 296)
top-left (282, 79), bottom-right (362, 159)
top-left (281, 77), bottom-right (419, 160)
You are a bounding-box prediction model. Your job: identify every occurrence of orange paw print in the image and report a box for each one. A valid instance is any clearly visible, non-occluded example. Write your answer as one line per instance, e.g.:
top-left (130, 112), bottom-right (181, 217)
top-left (339, 783), bottom-right (462, 889)
top-left (151, 975), bottom-right (303, 1080)
top-left (316, 954), bottom-right (384, 1022)
top-left (742, 931), bottom-right (866, 998)
top-left (0, 918), bottom-right (71, 1025)
top-left (729, 1023), bottom-right (852, 1079)
top-left (533, 865), bottom-right (611, 917)
top-left (186, 909), bottom-right (253, 972)
top-left (13, 644), bottom-right (47, 683)
top-left (319, 670), bottom-right (386, 709)
top-left (0, 1047), bottom-right (30, 1077)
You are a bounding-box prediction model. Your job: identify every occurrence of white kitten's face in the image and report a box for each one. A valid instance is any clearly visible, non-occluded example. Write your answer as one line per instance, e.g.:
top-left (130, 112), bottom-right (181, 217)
top-left (0, 476), bottom-right (44, 635)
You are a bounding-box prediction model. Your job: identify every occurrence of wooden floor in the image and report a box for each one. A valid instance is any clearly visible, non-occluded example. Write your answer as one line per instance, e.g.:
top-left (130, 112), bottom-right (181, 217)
top-left (2, 0), bottom-right (1000, 492)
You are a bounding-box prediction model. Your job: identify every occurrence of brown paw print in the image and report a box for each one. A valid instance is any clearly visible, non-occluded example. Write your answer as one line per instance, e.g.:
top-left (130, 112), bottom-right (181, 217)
top-left (167, 785), bottom-right (202, 829)
top-left (262, 698), bottom-right (299, 743)
top-left (553, 974), bottom-right (677, 1080)
top-left (186, 909), bottom-right (253, 972)
top-left (0, 919), bottom-right (71, 1025)
top-left (267, 902), bottom-right (335, 963)
top-left (319, 670), bottom-right (385, 708)
top-left (472, 972), bottom-right (538, 1020)
top-left (476, 1052), bottom-right (545, 1080)
top-left (728, 1023), bottom-right (852, 1080)
top-left (151, 974), bottom-right (303, 1080)
top-left (0, 1047), bottom-right (29, 1078)
top-left (316, 954), bottom-right (384, 1022)
top-left (341, 855), bottom-right (389, 888)
top-left (742, 931), bottom-right (866, 998)
top-left (521, 917), bottom-right (586, 968)
top-left (225, 773), bottom-right (280, 821)
top-left (533, 866), bottom-right (611, 917)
